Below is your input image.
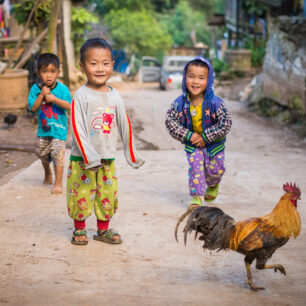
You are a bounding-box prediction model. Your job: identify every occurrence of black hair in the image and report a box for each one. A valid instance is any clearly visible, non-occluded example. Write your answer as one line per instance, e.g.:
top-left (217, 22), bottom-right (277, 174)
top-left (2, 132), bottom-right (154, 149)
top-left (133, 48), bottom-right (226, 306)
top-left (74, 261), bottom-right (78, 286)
top-left (80, 38), bottom-right (113, 63)
top-left (37, 53), bottom-right (60, 70)
top-left (186, 59), bottom-right (209, 72)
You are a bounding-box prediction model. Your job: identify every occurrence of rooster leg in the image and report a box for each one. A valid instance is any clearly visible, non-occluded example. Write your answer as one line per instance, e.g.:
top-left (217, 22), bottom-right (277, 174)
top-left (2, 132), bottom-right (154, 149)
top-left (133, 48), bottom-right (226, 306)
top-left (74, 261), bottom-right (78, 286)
top-left (263, 264), bottom-right (286, 275)
top-left (244, 261), bottom-right (265, 291)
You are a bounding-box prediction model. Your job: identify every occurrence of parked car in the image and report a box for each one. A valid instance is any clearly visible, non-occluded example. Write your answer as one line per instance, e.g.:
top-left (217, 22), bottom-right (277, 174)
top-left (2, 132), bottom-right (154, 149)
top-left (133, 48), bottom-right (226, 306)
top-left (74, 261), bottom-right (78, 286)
top-left (139, 55), bottom-right (194, 90)
top-left (138, 56), bottom-right (161, 83)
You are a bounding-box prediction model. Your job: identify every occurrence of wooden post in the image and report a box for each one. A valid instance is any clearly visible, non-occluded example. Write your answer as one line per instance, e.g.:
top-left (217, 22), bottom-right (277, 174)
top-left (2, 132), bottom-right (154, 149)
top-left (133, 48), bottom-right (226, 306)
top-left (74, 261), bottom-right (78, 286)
top-left (221, 39), bottom-right (227, 60)
top-left (62, 0), bottom-right (75, 84)
top-left (59, 0), bottom-right (69, 87)
top-left (47, 0), bottom-right (61, 53)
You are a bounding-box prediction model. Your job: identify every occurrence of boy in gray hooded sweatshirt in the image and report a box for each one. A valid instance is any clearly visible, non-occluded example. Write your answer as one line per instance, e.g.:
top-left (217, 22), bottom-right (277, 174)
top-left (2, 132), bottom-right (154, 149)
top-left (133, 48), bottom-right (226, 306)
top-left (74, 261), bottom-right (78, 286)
top-left (67, 38), bottom-right (144, 245)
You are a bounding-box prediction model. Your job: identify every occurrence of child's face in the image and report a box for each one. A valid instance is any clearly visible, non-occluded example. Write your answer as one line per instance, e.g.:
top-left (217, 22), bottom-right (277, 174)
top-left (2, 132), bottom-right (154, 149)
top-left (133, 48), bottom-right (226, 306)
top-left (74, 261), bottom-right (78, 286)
top-left (185, 65), bottom-right (209, 99)
top-left (37, 63), bottom-right (59, 87)
top-left (80, 47), bottom-right (113, 91)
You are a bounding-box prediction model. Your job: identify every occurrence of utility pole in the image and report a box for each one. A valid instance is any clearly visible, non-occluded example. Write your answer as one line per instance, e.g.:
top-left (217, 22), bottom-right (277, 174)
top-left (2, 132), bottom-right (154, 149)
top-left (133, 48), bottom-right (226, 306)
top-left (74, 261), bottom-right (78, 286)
top-left (235, 0), bottom-right (240, 48)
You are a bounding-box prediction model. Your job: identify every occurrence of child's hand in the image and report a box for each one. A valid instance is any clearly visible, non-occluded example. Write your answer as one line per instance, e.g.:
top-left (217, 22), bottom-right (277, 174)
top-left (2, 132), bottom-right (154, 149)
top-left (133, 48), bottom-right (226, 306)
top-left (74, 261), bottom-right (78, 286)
top-left (45, 93), bottom-right (56, 103)
top-left (41, 86), bottom-right (50, 97)
top-left (191, 133), bottom-right (206, 147)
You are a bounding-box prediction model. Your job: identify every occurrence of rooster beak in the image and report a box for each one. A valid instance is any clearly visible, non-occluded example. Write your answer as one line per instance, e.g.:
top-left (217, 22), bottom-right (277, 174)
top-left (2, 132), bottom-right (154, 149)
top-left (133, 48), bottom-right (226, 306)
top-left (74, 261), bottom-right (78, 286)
top-left (298, 196), bottom-right (301, 200)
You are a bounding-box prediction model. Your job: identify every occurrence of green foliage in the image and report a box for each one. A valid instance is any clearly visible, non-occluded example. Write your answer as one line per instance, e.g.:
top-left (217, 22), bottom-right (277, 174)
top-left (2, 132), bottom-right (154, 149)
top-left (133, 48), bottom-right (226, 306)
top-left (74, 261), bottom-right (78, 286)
top-left (242, 0), bottom-right (268, 15)
top-left (88, 0), bottom-right (178, 15)
top-left (188, 0), bottom-right (225, 16)
top-left (289, 94), bottom-right (305, 116)
top-left (243, 37), bottom-right (266, 67)
top-left (71, 7), bottom-right (99, 55)
top-left (214, 0), bottom-right (225, 14)
top-left (212, 58), bottom-right (229, 74)
top-left (12, 0), bottom-right (52, 30)
top-left (160, 1), bottom-right (193, 46)
top-left (251, 43), bottom-right (266, 67)
top-left (151, 0), bottom-right (178, 12)
top-left (102, 0), bottom-right (151, 11)
top-left (160, 0), bottom-right (211, 47)
top-left (257, 99), bottom-right (285, 117)
top-left (105, 9), bottom-right (172, 57)
top-left (188, 0), bottom-right (214, 17)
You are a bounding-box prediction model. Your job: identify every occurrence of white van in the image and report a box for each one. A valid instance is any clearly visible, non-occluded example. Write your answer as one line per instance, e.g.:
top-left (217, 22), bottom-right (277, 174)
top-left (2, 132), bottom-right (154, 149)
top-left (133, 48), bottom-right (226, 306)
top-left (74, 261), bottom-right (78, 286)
top-left (139, 55), bottom-right (194, 90)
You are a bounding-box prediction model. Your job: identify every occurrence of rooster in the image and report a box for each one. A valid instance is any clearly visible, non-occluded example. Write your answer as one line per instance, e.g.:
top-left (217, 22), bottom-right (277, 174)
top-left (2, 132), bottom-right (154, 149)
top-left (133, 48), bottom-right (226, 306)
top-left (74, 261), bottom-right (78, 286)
top-left (175, 183), bottom-right (301, 291)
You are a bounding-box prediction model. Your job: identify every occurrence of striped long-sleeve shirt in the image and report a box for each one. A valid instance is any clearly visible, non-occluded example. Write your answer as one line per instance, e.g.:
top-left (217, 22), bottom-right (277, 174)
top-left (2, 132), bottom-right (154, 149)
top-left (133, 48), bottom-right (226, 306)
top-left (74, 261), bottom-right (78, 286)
top-left (165, 56), bottom-right (232, 156)
top-left (165, 100), bottom-right (232, 143)
top-left (165, 97), bottom-right (232, 156)
top-left (70, 85), bottom-right (144, 169)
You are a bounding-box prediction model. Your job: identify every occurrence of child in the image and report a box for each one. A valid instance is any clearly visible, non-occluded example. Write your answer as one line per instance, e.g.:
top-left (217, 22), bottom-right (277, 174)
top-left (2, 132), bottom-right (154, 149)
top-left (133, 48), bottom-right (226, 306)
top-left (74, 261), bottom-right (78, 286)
top-left (28, 53), bottom-right (72, 194)
top-left (165, 57), bottom-right (232, 210)
top-left (67, 38), bottom-right (144, 245)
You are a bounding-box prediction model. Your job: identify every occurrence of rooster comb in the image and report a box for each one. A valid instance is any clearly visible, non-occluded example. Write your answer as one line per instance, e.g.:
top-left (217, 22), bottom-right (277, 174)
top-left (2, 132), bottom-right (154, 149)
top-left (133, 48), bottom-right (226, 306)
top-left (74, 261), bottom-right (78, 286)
top-left (283, 182), bottom-right (301, 196)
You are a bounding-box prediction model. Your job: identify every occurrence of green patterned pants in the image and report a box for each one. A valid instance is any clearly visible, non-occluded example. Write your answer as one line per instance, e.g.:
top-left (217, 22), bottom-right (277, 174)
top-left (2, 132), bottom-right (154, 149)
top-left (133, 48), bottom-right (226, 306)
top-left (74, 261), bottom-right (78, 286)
top-left (67, 159), bottom-right (118, 221)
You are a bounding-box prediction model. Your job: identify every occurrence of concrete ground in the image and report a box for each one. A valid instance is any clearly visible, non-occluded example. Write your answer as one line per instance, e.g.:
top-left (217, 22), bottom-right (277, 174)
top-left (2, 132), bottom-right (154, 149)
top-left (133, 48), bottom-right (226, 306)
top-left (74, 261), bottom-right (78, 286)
top-left (0, 86), bottom-right (306, 305)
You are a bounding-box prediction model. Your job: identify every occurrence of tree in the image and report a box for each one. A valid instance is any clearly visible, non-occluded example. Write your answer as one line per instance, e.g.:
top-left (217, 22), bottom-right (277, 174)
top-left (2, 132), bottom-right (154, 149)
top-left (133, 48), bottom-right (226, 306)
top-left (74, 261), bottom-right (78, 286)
top-left (105, 9), bottom-right (172, 57)
top-left (100, 0), bottom-right (151, 12)
top-left (188, 0), bottom-right (225, 17)
top-left (88, 0), bottom-right (179, 14)
top-left (160, 0), bottom-right (210, 47)
top-left (151, 0), bottom-right (179, 12)
top-left (13, 0), bottom-right (52, 35)
top-left (71, 7), bottom-right (99, 56)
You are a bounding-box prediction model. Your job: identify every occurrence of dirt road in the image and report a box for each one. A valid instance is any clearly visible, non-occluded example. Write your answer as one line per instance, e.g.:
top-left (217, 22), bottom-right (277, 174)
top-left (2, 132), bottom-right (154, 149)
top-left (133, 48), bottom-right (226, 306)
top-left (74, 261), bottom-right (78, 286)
top-left (0, 85), bottom-right (306, 305)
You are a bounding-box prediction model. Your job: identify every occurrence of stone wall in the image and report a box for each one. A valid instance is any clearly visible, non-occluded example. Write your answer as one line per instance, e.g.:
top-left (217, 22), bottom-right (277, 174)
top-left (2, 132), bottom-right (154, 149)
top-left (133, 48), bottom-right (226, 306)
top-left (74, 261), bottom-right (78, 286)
top-left (261, 16), bottom-right (306, 113)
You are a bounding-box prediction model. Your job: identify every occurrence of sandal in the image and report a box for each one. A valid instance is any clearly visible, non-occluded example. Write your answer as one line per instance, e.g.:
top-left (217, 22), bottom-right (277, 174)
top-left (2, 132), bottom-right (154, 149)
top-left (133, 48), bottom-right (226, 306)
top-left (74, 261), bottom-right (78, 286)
top-left (188, 197), bottom-right (202, 211)
top-left (71, 229), bottom-right (88, 245)
top-left (93, 228), bottom-right (122, 244)
top-left (204, 184), bottom-right (219, 202)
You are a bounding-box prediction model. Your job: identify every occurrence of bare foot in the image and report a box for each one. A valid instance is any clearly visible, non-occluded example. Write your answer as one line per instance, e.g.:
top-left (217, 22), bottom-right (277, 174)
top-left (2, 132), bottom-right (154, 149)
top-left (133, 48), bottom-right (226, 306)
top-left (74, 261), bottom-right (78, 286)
top-left (51, 185), bottom-right (63, 194)
top-left (43, 175), bottom-right (53, 185)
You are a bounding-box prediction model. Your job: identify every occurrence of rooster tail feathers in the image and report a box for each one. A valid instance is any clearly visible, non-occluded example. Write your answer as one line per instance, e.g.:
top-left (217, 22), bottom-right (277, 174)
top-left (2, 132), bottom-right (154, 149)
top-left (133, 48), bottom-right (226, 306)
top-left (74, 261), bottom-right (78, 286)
top-left (174, 209), bottom-right (193, 243)
top-left (180, 206), bottom-right (236, 251)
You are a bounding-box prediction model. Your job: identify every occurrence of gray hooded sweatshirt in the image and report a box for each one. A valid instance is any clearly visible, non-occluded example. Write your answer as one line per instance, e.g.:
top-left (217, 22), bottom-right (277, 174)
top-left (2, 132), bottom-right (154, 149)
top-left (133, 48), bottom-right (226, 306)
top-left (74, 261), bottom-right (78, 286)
top-left (70, 85), bottom-right (144, 169)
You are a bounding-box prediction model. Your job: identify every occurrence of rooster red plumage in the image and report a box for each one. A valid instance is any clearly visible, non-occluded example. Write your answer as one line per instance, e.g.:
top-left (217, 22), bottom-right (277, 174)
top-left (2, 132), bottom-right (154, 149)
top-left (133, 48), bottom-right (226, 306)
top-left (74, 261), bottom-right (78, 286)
top-left (175, 183), bottom-right (301, 291)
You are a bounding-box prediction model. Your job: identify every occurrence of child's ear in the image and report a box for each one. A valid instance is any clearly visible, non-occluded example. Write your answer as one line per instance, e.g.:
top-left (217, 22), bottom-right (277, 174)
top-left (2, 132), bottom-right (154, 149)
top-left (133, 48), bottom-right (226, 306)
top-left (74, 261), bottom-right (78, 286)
top-left (79, 61), bottom-right (85, 73)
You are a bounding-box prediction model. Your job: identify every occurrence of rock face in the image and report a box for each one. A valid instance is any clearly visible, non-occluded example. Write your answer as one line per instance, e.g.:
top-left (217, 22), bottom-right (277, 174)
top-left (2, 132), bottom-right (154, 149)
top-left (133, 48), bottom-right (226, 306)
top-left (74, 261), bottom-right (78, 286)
top-left (247, 16), bottom-right (306, 115)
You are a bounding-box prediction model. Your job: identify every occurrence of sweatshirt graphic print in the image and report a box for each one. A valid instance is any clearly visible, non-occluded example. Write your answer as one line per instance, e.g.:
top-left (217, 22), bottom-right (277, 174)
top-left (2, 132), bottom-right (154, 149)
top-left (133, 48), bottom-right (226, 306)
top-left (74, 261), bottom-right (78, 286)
top-left (71, 85), bottom-right (144, 169)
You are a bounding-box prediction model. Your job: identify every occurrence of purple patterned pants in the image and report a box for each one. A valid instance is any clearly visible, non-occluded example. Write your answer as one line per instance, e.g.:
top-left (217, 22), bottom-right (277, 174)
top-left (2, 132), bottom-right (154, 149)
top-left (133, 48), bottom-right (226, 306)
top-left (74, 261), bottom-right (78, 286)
top-left (186, 148), bottom-right (225, 196)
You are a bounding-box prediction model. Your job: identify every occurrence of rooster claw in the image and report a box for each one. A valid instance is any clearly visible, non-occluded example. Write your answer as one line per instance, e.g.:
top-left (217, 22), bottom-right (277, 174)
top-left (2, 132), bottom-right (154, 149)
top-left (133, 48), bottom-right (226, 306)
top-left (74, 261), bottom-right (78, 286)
top-left (273, 265), bottom-right (286, 275)
top-left (246, 279), bottom-right (265, 292)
